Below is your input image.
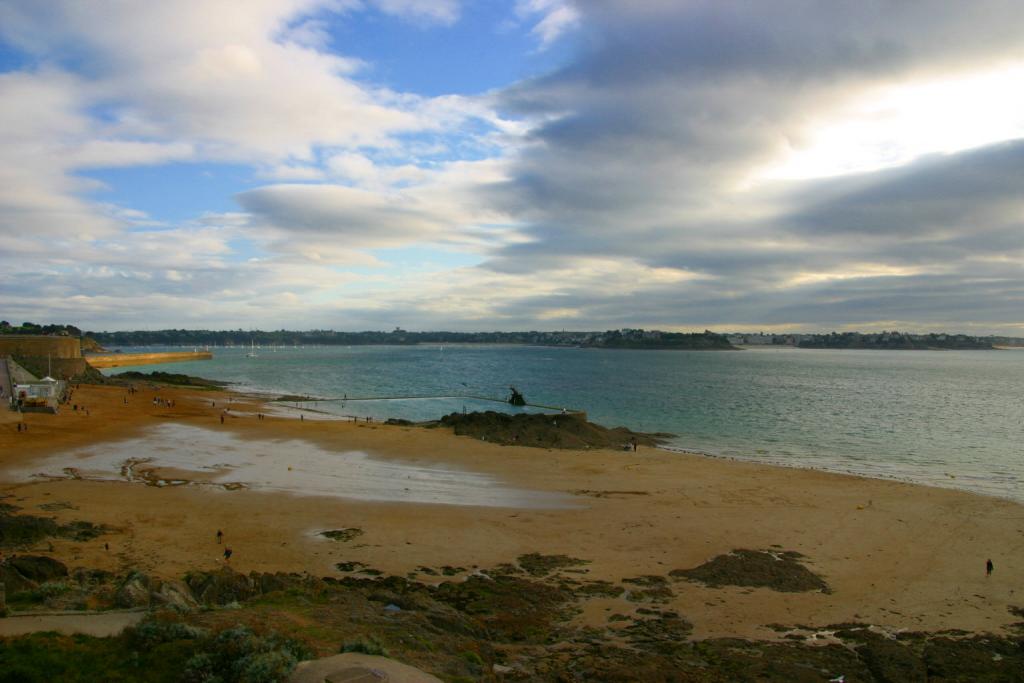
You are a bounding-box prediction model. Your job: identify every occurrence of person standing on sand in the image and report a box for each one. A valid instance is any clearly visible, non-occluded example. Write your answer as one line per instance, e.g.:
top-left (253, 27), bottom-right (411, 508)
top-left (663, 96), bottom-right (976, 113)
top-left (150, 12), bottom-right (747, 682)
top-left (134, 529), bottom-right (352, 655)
top-left (631, 437), bottom-right (638, 452)
top-left (216, 529), bottom-right (223, 544)
top-left (223, 547), bottom-right (232, 563)
top-left (987, 559), bottom-right (994, 575)
top-left (220, 414), bottom-right (224, 424)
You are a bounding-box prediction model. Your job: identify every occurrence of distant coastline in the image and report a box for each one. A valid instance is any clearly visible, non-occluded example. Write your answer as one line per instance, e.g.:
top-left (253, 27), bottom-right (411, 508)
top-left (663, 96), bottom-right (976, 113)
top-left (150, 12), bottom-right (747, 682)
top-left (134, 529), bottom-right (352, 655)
top-left (5, 321), bottom-right (1023, 351)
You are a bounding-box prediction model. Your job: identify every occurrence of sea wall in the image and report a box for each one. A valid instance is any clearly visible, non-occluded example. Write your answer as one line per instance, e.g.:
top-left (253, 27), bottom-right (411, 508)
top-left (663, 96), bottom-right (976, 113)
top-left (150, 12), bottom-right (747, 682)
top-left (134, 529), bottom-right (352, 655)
top-left (85, 351), bottom-right (213, 368)
top-left (10, 357), bottom-right (89, 381)
top-left (0, 335), bottom-right (82, 359)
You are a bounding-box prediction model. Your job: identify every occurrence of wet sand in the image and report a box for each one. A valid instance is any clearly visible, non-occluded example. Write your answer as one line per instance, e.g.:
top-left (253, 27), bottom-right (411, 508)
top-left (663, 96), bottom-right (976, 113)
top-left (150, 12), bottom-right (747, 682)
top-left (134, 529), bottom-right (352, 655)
top-left (2, 383), bottom-right (1022, 640)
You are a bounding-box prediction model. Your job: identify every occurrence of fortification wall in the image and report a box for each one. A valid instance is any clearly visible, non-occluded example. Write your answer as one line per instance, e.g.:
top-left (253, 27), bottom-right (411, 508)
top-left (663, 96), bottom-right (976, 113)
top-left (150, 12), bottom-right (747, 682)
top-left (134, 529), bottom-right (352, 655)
top-left (9, 356), bottom-right (89, 381)
top-left (0, 335), bottom-right (82, 359)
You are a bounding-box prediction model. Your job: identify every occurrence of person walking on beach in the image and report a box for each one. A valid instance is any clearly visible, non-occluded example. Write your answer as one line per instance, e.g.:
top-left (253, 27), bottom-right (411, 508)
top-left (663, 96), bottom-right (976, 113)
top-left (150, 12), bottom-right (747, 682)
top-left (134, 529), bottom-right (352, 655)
top-left (630, 437), bottom-right (638, 452)
top-left (220, 414), bottom-right (224, 424)
top-left (216, 529), bottom-right (223, 544)
top-left (987, 558), bottom-right (994, 575)
top-left (223, 547), bottom-right (233, 563)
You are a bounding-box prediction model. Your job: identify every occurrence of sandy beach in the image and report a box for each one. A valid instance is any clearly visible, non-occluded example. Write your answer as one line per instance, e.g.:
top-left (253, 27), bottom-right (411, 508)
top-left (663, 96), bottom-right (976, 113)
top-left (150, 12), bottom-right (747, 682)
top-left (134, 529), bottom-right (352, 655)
top-left (2, 382), bottom-right (1022, 641)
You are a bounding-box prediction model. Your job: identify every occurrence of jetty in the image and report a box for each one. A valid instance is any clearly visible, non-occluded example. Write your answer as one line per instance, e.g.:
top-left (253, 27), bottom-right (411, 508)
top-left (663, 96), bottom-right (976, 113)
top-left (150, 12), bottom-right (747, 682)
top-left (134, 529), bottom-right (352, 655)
top-left (84, 351), bottom-right (212, 368)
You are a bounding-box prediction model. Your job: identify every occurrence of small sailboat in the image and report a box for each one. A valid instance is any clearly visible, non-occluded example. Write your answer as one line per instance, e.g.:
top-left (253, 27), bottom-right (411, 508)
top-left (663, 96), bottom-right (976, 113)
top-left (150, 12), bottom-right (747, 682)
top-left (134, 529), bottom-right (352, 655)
top-left (246, 339), bottom-right (258, 358)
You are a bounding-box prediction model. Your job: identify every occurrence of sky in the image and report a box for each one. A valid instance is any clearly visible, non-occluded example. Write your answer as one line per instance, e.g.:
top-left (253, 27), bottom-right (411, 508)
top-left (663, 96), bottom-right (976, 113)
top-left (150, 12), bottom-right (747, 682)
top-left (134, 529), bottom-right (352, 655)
top-left (1, 0), bottom-right (1023, 334)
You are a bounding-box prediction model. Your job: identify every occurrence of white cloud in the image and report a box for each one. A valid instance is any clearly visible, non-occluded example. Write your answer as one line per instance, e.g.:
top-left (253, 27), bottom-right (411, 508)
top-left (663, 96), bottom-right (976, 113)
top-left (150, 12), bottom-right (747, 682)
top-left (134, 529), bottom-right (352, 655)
top-left (516, 0), bottom-right (579, 48)
top-left (369, 0), bottom-right (460, 25)
top-left (4, 0), bottom-right (1024, 333)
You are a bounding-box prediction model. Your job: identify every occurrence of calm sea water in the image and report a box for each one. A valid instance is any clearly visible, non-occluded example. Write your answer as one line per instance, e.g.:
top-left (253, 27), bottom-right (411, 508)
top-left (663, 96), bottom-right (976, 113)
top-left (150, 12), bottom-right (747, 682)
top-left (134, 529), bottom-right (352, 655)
top-left (102, 345), bottom-right (1024, 502)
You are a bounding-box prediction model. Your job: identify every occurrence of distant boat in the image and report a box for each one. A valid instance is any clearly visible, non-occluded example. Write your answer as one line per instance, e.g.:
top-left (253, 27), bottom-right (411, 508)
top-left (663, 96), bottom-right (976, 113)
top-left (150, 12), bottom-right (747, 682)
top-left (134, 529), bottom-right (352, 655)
top-left (246, 339), bottom-right (258, 358)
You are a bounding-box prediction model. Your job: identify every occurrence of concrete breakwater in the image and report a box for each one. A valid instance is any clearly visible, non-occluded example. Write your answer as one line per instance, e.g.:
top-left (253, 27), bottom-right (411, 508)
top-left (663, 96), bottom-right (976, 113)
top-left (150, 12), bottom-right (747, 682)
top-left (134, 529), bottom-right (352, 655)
top-left (85, 351), bottom-right (212, 368)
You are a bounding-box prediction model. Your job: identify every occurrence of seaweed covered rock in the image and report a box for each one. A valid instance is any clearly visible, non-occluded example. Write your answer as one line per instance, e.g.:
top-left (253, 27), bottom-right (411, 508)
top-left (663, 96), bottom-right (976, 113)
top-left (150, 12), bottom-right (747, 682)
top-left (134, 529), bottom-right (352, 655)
top-left (438, 411), bottom-right (664, 450)
top-left (0, 508), bottom-right (61, 547)
top-left (0, 502), bottom-right (109, 548)
top-left (670, 549), bottom-right (829, 593)
top-left (432, 575), bottom-right (572, 643)
top-left (857, 636), bottom-right (927, 683)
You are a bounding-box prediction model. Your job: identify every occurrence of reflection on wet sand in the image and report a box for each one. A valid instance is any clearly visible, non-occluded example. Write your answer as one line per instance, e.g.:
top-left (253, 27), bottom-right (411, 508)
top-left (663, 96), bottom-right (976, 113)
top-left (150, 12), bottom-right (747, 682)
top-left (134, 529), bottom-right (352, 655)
top-left (5, 423), bottom-right (577, 509)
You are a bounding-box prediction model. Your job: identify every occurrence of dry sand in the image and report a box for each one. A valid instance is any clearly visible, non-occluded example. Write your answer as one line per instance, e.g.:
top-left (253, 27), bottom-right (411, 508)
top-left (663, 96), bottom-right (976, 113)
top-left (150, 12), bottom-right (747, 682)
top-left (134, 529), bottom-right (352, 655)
top-left (2, 383), bottom-right (1022, 640)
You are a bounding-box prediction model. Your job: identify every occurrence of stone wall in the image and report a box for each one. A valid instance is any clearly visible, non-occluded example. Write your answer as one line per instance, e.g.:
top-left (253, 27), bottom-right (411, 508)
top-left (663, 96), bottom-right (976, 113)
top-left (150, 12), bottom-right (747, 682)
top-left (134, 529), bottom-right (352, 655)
top-left (0, 335), bottom-right (82, 359)
top-left (11, 356), bottom-right (90, 381)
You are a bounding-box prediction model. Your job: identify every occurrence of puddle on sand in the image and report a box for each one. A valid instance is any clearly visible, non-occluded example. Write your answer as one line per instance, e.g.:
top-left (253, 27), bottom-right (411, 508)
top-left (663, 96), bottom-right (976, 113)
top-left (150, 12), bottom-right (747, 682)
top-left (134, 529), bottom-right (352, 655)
top-left (3, 423), bottom-right (577, 509)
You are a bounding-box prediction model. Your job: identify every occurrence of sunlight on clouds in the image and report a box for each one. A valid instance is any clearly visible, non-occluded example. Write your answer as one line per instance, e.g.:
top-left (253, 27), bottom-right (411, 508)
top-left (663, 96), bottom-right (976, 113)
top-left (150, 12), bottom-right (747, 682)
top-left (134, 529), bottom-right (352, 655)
top-left (762, 63), bottom-right (1024, 181)
top-left (785, 264), bottom-right (931, 288)
top-left (537, 307), bottom-right (581, 320)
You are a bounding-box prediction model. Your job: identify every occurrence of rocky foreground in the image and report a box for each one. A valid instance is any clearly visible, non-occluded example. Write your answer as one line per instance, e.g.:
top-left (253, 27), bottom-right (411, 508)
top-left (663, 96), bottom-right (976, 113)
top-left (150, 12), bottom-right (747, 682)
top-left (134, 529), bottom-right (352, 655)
top-left (2, 503), bottom-right (1023, 682)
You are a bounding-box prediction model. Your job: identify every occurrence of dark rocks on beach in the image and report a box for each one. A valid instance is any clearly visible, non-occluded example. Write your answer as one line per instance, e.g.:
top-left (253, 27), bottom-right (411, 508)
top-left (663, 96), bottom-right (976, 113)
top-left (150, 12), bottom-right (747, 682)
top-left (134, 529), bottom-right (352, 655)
top-left (1, 555), bottom-right (69, 593)
top-left (432, 574), bottom-right (573, 643)
top-left (922, 635), bottom-right (1024, 681)
top-left (0, 507), bottom-right (61, 548)
top-left (855, 634), bottom-right (928, 683)
top-left (0, 502), bottom-right (110, 548)
top-left (623, 610), bottom-right (694, 655)
top-left (516, 553), bottom-right (588, 577)
top-left (319, 528), bottom-right (364, 542)
top-left (110, 370), bottom-right (228, 388)
top-left (438, 411), bottom-right (664, 450)
top-left (622, 575), bottom-right (675, 603)
top-left (670, 548), bottom-right (831, 593)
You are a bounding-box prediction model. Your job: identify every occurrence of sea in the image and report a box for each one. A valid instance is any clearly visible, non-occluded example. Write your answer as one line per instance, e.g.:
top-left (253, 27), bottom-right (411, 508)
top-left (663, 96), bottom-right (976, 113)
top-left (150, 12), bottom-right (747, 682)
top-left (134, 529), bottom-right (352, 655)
top-left (101, 344), bottom-right (1024, 503)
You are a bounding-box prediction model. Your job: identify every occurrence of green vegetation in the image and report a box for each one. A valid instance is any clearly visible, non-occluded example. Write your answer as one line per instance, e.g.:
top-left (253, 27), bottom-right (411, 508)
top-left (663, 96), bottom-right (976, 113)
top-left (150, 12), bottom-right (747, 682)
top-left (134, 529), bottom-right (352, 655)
top-left (0, 619), bottom-right (307, 683)
top-left (0, 321), bottom-right (82, 337)
top-left (341, 636), bottom-right (388, 656)
top-left (798, 331), bottom-right (994, 350)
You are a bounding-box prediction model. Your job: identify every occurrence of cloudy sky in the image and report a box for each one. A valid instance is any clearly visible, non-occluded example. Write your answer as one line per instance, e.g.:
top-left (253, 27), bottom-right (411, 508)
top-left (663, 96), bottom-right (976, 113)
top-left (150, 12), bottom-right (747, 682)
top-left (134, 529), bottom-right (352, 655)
top-left (1, 1), bottom-right (1023, 333)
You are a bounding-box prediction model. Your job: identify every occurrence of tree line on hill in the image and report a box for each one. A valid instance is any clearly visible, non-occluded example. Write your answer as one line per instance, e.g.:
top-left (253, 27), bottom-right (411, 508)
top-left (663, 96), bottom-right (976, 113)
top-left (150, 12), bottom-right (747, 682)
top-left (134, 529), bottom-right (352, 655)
top-left (796, 331), bottom-right (997, 350)
top-left (81, 327), bottom-right (736, 350)
top-left (5, 321), bottom-right (1023, 350)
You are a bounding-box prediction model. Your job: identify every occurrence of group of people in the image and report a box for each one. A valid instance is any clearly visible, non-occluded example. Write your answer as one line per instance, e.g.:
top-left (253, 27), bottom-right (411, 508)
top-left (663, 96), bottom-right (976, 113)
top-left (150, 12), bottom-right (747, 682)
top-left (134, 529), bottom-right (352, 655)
top-left (152, 396), bottom-right (175, 408)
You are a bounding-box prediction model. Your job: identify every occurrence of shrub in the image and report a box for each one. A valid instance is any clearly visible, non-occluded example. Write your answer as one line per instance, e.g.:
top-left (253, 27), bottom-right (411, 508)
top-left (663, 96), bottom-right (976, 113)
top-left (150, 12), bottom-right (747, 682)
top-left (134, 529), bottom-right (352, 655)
top-left (341, 636), bottom-right (388, 657)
